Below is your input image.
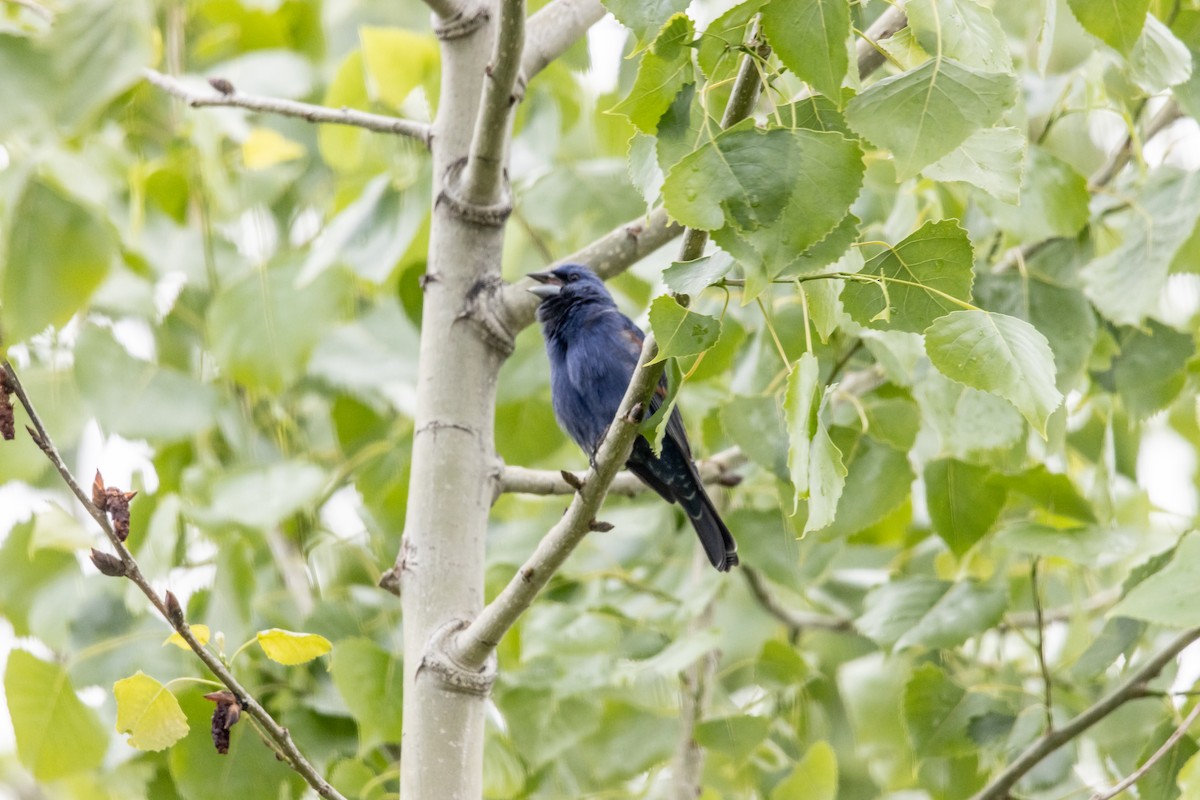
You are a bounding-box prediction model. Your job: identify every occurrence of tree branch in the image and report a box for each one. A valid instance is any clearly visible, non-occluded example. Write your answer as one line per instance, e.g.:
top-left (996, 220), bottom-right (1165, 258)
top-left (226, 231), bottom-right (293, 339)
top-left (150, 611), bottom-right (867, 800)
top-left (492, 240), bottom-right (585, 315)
top-left (451, 336), bottom-right (665, 670)
top-left (142, 69), bottom-right (432, 147)
top-left (670, 584), bottom-right (716, 800)
top-left (1088, 699), bottom-right (1200, 800)
top-left (1, 362), bottom-right (348, 800)
top-left (854, 6), bottom-right (908, 79)
top-left (496, 446), bottom-right (745, 497)
top-left (743, 567), bottom-right (856, 634)
top-left (459, 0), bottom-right (526, 205)
top-left (970, 626), bottom-right (1200, 800)
top-left (519, 0), bottom-right (605, 87)
top-left (423, 0), bottom-right (468, 22)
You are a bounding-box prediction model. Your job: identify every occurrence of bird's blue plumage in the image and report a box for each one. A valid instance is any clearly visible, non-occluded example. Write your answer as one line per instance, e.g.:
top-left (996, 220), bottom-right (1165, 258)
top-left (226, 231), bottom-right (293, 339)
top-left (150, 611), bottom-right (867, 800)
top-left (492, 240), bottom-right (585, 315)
top-left (529, 264), bottom-right (738, 571)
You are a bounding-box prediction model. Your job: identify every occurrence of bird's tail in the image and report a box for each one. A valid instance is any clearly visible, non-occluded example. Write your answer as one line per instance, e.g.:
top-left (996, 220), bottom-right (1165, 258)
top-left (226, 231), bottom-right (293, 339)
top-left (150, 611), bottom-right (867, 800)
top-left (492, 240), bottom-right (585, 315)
top-left (681, 480), bottom-right (738, 572)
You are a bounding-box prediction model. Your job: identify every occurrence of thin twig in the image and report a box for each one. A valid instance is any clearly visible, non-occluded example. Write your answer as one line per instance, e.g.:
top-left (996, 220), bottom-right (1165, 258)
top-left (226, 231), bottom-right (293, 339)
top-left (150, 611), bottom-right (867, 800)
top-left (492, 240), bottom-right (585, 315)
top-left (459, 0), bottom-right (526, 205)
top-left (1, 361), bottom-right (348, 800)
top-left (670, 569), bottom-right (716, 800)
top-left (142, 69), bottom-right (432, 147)
top-left (497, 447), bottom-right (746, 497)
top-left (1088, 700), bottom-right (1200, 800)
top-left (970, 626), bottom-right (1200, 800)
top-left (1031, 559), bottom-right (1054, 734)
top-left (743, 567), bottom-right (855, 634)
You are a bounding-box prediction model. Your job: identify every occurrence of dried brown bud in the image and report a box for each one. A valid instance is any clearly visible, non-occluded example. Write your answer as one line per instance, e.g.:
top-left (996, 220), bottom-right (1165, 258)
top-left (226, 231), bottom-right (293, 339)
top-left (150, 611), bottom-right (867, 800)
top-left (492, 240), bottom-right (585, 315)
top-left (203, 691), bottom-right (242, 755)
top-left (208, 77), bottom-right (235, 95)
top-left (89, 548), bottom-right (127, 577)
top-left (103, 486), bottom-right (135, 541)
top-left (0, 373), bottom-right (13, 442)
top-left (559, 470), bottom-right (585, 492)
top-left (716, 472), bottom-right (744, 487)
top-left (588, 519), bottom-right (615, 533)
top-left (164, 590), bottom-right (185, 627)
top-left (92, 471), bottom-right (106, 509)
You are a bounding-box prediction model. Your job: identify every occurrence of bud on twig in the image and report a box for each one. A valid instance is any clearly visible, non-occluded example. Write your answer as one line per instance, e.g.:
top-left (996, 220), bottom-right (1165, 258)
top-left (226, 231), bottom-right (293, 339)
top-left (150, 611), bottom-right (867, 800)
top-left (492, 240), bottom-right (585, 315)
top-left (89, 548), bottom-right (127, 577)
top-left (92, 471), bottom-right (136, 541)
top-left (165, 590), bottom-right (185, 627)
top-left (208, 77), bottom-right (235, 95)
top-left (0, 372), bottom-right (14, 441)
top-left (203, 691), bottom-right (243, 755)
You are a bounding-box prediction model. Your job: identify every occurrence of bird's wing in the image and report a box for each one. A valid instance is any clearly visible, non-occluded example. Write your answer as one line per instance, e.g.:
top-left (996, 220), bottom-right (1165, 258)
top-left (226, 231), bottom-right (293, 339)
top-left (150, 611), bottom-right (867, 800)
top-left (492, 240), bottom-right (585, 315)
top-left (616, 316), bottom-right (694, 460)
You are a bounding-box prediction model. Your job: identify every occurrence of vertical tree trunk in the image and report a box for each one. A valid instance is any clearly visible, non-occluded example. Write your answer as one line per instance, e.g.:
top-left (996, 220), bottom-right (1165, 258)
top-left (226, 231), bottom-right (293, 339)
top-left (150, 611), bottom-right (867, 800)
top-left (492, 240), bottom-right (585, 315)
top-left (397, 4), bottom-right (509, 797)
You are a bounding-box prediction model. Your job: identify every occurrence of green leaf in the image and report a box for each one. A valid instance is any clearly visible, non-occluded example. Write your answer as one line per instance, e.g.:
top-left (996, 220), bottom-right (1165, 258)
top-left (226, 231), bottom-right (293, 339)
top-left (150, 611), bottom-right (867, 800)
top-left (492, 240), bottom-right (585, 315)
top-left (1109, 320), bottom-right (1195, 419)
top-left (784, 352), bottom-right (821, 512)
top-left (973, 264), bottom-right (1097, 389)
top-left (779, 213), bottom-right (861, 279)
top-left (845, 57), bottom-right (1017, 179)
top-left (771, 740), bottom-right (837, 800)
top-left (201, 461), bottom-right (329, 530)
top-left (331, 638), bottom-right (404, 749)
top-left (604, 0), bottom-right (690, 42)
top-left (1066, 0), bottom-right (1149, 53)
top-left (923, 127), bottom-right (1025, 204)
top-left (113, 672), bottom-right (189, 752)
top-left (1083, 169), bottom-right (1200, 326)
top-left (1111, 534), bottom-right (1200, 626)
top-left (905, 0), bottom-right (1012, 71)
top-left (1000, 466), bottom-right (1095, 523)
top-left (1130, 15), bottom-right (1193, 93)
top-left (0, 521), bottom-right (77, 637)
top-left (359, 26), bottom-right (439, 109)
top-left (903, 663), bottom-right (995, 757)
top-left (610, 15), bottom-right (694, 133)
top-left (6, 650), bottom-right (106, 780)
top-left (841, 219), bottom-right (975, 333)
top-left (694, 715), bottom-right (771, 761)
top-left (815, 432), bottom-right (915, 538)
top-left (806, 414), bottom-right (847, 533)
top-left (858, 578), bottom-right (1007, 650)
top-left (662, 125), bottom-right (799, 231)
top-left (915, 368), bottom-right (1025, 458)
top-left (257, 629), bottom-right (333, 665)
top-left (710, 129), bottom-right (865, 299)
top-left (46, 0), bottom-right (152, 130)
top-left (981, 146), bottom-right (1089, 243)
top-left (762, 0), bottom-right (851, 102)
top-left (925, 310), bottom-right (1062, 436)
top-left (778, 94), bottom-right (852, 135)
top-left (663, 253), bottom-right (735, 296)
top-left (647, 295), bottom-right (722, 363)
top-left (74, 326), bottom-right (219, 441)
top-left (1069, 617), bottom-right (1146, 681)
top-left (924, 459), bottom-right (1007, 556)
top-left (721, 395), bottom-right (789, 481)
top-left (208, 260), bottom-right (351, 392)
top-left (2, 181), bottom-right (114, 343)
top-left (996, 522), bottom-right (1139, 567)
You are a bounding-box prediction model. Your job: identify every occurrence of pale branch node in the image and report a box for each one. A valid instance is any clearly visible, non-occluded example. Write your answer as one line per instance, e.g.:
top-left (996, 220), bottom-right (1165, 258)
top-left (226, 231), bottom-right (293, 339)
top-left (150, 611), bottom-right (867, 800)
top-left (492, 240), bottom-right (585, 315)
top-left (1088, 699), bottom-right (1200, 800)
top-left (0, 362), bottom-right (348, 800)
top-left (422, 0), bottom-right (469, 24)
top-left (497, 446), bottom-right (746, 497)
top-left (970, 626), bottom-right (1200, 800)
top-left (141, 69), bottom-right (432, 147)
top-left (459, 0), bottom-right (526, 206)
top-left (449, 336), bottom-right (666, 670)
top-left (519, 0), bottom-right (605, 89)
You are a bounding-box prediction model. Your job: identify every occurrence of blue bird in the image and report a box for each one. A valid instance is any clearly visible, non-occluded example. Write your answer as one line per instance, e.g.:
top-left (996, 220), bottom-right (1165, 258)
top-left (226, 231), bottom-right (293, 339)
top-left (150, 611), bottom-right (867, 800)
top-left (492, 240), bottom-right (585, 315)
top-left (528, 264), bottom-right (738, 572)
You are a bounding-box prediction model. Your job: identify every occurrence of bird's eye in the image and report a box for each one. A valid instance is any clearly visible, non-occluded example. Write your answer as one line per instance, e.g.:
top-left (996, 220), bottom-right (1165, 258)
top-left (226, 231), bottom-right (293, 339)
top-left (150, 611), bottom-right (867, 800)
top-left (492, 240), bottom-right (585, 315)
top-left (568, 274), bottom-right (579, 282)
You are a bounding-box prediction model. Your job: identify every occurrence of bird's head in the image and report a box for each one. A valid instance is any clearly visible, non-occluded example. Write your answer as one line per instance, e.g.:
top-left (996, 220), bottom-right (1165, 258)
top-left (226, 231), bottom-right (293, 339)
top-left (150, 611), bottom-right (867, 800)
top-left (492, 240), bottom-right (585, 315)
top-left (527, 264), bottom-right (615, 322)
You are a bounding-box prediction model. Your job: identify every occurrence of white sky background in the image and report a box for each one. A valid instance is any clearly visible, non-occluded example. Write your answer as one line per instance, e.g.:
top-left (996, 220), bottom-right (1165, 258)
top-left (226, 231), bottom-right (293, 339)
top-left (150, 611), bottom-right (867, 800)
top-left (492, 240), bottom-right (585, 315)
top-left (3, 7), bottom-right (1200, 791)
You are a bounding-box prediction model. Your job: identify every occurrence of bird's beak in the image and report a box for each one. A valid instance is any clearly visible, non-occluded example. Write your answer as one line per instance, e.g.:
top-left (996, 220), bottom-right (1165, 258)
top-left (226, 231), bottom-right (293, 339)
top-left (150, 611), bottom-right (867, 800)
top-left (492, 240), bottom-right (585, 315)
top-left (527, 271), bottom-right (562, 300)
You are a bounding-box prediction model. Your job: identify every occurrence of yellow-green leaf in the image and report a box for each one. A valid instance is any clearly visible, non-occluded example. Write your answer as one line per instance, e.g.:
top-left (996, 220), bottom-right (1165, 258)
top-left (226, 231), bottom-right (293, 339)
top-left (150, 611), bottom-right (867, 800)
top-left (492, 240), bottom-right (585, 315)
top-left (164, 625), bottom-right (210, 650)
top-left (647, 296), bottom-right (722, 364)
top-left (242, 128), bottom-right (305, 170)
top-left (359, 27), bottom-right (439, 109)
top-left (113, 672), bottom-right (189, 751)
top-left (257, 628), bottom-right (332, 665)
top-left (5, 650), bottom-right (106, 779)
